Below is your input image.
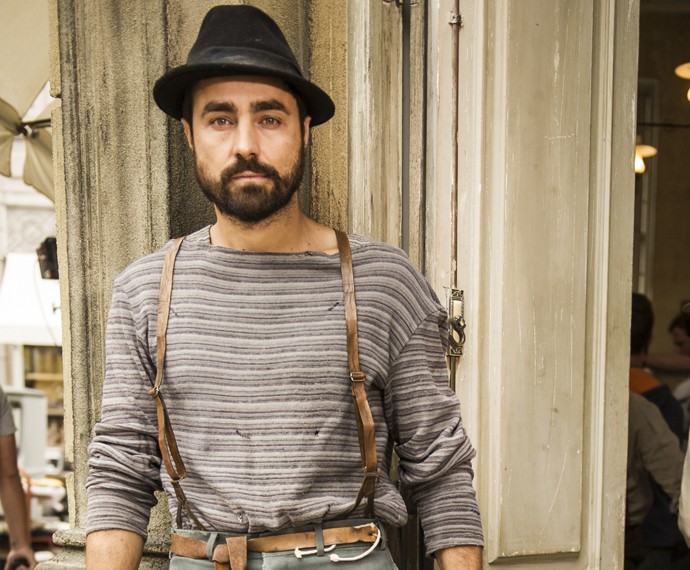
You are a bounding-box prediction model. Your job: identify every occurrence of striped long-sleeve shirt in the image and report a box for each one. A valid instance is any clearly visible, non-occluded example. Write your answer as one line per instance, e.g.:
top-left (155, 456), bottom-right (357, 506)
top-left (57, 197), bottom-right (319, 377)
top-left (86, 227), bottom-right (483, 555)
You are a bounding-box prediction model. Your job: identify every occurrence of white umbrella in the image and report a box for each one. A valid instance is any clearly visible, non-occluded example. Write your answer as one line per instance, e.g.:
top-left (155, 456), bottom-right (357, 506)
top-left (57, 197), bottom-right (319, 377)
top-left (0, 0), bottom-right (53, 200)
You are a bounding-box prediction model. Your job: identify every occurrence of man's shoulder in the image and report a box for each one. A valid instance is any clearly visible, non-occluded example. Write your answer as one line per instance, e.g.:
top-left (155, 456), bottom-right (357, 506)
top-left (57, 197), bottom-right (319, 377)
top-left (349, 234), bottom-right (443, 313)
top-left (349, 234), bottom-right (419, 271)
top-left (115, 227), bottom-right (209, 288)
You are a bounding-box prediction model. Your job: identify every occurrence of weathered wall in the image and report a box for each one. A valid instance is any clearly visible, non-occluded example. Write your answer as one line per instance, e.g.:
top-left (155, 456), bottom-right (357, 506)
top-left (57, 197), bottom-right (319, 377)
top-left (46, 1), bottom-right (349, 567)
top-left (638, 9), bottom-right (690, 353)
top-left (309, 1), bottom-right (349, 230)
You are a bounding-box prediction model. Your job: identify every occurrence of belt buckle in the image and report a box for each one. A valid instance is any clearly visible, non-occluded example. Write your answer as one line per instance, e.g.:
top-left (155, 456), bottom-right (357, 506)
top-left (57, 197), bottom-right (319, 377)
top-left (293, 522), bottom-right (381, 563)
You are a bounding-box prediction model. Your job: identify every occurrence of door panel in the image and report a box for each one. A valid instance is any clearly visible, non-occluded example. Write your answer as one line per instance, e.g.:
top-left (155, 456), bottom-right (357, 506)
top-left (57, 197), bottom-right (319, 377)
top-left (492, 0), bottom-right (592, 558)
top-left (425, 0), bottom-right (639, 567)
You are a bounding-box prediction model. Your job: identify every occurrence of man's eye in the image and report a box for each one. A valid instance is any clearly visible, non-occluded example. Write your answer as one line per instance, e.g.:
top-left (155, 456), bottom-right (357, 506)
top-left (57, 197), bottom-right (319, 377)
top-left (261, 116), bottom-right (280, 126)
top-left (211, 117), bottom-right (231, 126)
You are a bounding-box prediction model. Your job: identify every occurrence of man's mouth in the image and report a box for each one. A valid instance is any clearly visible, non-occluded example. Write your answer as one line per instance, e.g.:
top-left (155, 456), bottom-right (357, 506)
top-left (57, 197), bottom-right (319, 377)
top-left (232, 171), bottom-right (268, 182)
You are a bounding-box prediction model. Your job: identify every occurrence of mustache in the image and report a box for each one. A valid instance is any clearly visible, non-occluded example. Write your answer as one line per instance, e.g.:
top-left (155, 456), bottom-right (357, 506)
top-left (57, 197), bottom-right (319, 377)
top-left (220, 156), bottom-right (281, 185)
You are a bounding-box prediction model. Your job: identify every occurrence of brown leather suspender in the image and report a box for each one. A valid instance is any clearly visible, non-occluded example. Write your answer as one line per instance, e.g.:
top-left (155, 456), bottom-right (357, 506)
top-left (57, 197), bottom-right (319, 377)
top-left (150, 236), bottom-right (207, 530)
top-left (151, 232), bottom-right (377, 530)
top-left (334, 230), bottom-right (377, 518)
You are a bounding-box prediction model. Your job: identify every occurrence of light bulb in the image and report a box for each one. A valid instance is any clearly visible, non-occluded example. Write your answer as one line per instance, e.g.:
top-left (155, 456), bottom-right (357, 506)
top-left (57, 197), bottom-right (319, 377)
top-left (635, 154), bottom-right (646, 174)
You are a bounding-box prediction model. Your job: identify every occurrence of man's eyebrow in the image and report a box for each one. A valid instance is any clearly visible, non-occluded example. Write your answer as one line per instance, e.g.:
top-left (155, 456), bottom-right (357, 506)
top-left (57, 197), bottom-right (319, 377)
top-left (251, 99), bottom-right (290, 115)
top-left (201, 101), bottom-right (237, 116)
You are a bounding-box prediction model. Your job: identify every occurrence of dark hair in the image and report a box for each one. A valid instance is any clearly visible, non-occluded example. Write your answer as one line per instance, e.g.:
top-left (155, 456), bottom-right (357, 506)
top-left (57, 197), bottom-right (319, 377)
top-left (669, 312), bottom-right (690, 336)
top-left (631, 293), bottom-right (654, 355)
top-left (182, 88), bottom-right (193, 125)
top-left (180, 81), bottom-right (309, 127)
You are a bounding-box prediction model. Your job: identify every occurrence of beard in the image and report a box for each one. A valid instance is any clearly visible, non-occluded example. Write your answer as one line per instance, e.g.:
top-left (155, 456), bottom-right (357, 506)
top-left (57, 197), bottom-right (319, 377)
top-left (194, 146), bottom-right (306, 224)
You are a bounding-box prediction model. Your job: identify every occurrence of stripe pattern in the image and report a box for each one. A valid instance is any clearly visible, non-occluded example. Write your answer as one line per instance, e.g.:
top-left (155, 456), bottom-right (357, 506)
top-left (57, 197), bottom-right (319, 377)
top-left (86, 227), bottom-right (483, 554)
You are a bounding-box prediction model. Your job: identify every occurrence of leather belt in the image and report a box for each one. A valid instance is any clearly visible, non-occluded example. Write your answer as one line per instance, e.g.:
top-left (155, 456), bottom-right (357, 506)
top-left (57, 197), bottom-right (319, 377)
top-left (170, 522), bottom-right (380, 567)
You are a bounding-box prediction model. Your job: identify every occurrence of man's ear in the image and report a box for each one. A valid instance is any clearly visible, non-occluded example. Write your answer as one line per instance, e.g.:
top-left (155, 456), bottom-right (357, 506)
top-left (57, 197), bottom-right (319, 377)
top-left (181, 118), bottom-right (194, 149)
top-left (302, 116), bottom-right (312, 147)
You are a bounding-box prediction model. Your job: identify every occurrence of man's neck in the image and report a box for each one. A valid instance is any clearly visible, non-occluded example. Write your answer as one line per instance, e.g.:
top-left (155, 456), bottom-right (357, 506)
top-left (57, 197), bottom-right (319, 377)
top-left (209, 200), bottom-right (337, 254)
top-left (630, 353), bottom-right (646, 368)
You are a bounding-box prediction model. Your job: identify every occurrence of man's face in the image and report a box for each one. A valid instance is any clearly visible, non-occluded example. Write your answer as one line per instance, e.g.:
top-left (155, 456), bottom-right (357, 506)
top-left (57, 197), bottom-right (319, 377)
top-left (671, 326), bottom-right (690, 356)
top-left (182, 76), bottom-right (311, 224)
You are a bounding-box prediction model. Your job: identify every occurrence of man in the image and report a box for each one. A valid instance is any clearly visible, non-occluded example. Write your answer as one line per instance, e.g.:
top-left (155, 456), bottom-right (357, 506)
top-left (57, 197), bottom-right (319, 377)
top-left (0, 387), bottom-right (35, 570)
top-left (663, 310), bottom-right (690, 434)
top-left (626, 392), bottom-right (684, 569)
top-left (628, 293), bottom-right (687, 568)
top-left (85, 5), bottom-right (483, 569)
top-left (646, 304), bottom-right (690, 383)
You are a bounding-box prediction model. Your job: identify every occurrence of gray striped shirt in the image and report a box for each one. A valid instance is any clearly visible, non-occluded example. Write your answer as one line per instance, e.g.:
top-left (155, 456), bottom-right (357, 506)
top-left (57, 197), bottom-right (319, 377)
top-left (86, 227), bottom-right (483, 554)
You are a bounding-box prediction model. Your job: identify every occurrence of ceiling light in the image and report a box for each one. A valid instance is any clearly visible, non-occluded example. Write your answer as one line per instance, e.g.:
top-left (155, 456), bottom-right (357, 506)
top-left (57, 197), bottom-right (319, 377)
top-left (675, 63), bottom-right (690, 80)
top-left (675, 64), bottom-right (690, 102)
top-left (635, 142), bottom-right (657, 175)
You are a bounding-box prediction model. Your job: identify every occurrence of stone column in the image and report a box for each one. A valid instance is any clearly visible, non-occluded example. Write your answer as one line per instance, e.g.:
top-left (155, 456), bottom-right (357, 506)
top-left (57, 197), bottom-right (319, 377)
top-left (43, 1), bottom-right (349, 568)
top-left (46, 1), bottom-right (180, 567)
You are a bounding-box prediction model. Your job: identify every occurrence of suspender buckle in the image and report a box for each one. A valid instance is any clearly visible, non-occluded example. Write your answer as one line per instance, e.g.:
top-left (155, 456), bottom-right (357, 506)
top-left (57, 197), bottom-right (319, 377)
top-left (149, 386), bottom-right (161, 398)
top-left (350, 372), bottom-right (365, 382)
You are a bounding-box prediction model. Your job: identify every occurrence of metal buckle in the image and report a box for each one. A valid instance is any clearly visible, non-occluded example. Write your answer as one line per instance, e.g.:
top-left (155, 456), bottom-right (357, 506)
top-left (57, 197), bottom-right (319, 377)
top-left (350, 372), bottom-right (365, 382)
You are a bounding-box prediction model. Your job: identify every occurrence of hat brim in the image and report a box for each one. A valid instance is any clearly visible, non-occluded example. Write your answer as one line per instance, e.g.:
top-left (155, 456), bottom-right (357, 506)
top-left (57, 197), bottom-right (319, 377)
top-left (153, 63), bottom-right (335, 127)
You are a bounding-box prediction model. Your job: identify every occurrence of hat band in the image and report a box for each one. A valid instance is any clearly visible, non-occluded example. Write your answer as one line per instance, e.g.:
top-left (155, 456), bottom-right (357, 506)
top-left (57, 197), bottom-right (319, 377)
top-left (187, 46), bottom-right (305, 79)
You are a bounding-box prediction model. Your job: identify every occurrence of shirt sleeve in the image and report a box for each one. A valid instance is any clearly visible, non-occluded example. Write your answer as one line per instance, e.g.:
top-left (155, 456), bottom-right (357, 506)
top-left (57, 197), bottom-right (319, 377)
top-left (635, 396), bottom-right (683, 508)
top-left (384, 311), bottom-right (483, 554)
top-left (680, 435), bottom-right (690, 546)
top-left (86, 279), bottom-right (163, 539)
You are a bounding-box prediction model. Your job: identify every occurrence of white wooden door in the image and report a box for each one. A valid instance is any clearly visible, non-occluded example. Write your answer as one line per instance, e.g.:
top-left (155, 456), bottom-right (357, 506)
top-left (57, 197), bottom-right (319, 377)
top-left (424, 1), bottom-right (639, 567)
top-left (346, 1), bottom-right (638, 567)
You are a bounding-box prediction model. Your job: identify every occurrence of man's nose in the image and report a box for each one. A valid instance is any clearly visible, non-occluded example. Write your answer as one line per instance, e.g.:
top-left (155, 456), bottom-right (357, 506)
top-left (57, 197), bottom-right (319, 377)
top-left (231, 119), bottom-right (260, 159)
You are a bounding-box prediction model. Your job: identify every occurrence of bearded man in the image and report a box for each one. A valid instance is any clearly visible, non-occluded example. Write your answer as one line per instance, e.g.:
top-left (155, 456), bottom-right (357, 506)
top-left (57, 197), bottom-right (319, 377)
top-left (85, 5), bottom-right (483, 569)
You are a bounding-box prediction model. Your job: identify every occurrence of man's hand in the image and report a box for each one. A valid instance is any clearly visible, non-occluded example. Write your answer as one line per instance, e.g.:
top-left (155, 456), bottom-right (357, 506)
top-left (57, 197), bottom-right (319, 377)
top-left (4, 546), bottom-right (35, 570)
top-left (86, 529), bottom-right (144, 570)
top-left (435, 545), bottom-right (482, 569)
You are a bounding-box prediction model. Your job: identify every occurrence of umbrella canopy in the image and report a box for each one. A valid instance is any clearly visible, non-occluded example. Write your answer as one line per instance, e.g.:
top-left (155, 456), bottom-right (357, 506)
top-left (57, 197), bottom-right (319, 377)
top-left (0, 0), bottom-right (53, 200)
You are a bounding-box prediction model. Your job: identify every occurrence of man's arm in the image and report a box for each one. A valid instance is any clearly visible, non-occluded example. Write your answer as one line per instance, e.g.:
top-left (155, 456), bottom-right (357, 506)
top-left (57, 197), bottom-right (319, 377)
top-left (680, 445), bottom-right (690, 547)
top-left (85, 529), bottom-right (144, 570)
top-left (633, 395), bottom-right (684, 505)
top-left (86, 279), bottom-right (163, 539)
top-left (0, 434), bottom-right (35, 570)
top-left (647, 352), bottom-right (690, 374)
top-left (436, 545), bottom-right (482, 569)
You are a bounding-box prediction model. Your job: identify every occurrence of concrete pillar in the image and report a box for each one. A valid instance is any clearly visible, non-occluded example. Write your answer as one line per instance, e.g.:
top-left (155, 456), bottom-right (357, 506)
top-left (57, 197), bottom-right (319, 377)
top-left (44, 1), bottom-right (349, 567)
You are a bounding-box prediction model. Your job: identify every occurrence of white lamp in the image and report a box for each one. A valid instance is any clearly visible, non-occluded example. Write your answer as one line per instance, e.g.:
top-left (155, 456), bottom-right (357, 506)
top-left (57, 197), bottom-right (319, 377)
top-left (674, 63), bottom-right (690, 101)
top-left (635, 140), bottom-right (657, 175)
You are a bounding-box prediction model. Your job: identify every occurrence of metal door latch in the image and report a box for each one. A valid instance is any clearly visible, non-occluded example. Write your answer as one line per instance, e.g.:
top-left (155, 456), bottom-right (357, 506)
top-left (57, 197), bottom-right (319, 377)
top-left (447, 288), bottom-right (466, 358)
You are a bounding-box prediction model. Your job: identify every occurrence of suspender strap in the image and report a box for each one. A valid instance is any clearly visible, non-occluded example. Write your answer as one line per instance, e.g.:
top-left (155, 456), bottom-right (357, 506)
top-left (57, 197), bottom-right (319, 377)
top-left (152, 231), bottom-right (378, 529)
top-left (151, 236), bottom-right (207, 531)
top-left (335, 230), bottom-right (378, 518)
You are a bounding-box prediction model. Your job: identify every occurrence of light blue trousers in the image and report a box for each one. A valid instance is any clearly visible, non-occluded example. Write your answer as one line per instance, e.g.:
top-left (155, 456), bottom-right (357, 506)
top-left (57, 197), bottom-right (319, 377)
top-left (169, 520), bottom-right (398, 569)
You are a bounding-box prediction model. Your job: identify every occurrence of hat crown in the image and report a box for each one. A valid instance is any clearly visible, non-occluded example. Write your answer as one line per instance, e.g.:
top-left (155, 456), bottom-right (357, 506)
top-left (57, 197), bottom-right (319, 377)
top-left (187, 5), bottom-right (303, 78)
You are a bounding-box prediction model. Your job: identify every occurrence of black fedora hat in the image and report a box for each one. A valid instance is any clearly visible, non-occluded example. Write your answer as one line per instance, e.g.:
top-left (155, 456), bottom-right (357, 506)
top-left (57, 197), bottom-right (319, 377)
top-left (153, 5), bottom-right (335, 126)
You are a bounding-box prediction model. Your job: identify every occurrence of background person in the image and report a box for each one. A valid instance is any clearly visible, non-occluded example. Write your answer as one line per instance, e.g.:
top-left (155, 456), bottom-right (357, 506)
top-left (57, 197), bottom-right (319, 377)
top-left (629, 293), bottom-right (688, 568)
top-left (626, 392), bottom-right (684, 569)
top-left (0, 387), bottom-right (35, 570)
